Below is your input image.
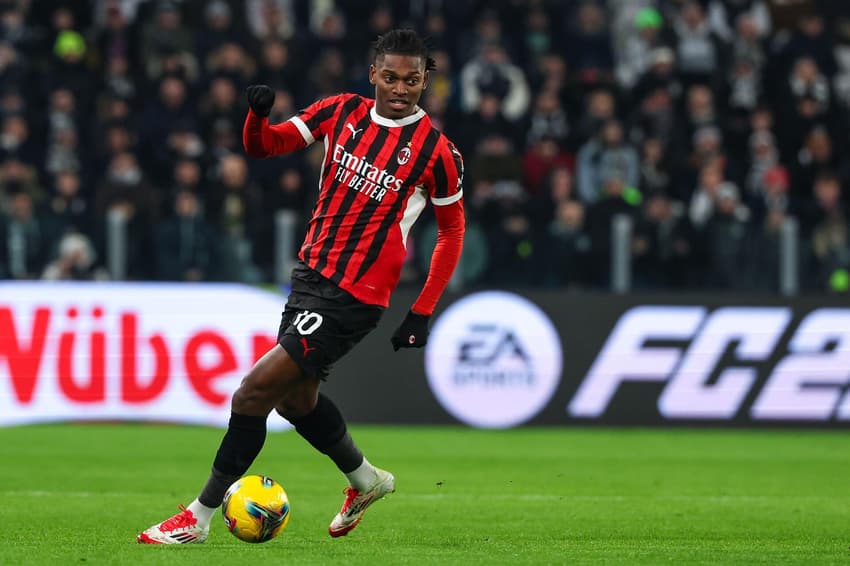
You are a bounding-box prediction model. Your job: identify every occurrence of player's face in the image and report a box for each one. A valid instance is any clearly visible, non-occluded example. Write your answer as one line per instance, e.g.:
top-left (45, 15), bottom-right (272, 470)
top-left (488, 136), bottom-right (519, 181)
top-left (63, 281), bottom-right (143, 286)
top-left (370, 54), bottom-right (428, 119)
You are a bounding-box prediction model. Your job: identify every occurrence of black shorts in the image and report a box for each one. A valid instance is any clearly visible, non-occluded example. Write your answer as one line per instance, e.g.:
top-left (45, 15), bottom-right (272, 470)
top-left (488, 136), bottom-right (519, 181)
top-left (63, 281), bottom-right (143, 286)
top-left (277, 263), bottom-right (384, 379)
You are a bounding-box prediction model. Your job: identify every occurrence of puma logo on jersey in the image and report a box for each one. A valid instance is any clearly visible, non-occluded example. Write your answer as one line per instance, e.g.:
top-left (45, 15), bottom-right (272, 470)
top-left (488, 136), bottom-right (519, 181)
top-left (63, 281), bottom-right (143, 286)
top-left (346, 123), bottom-right (363, 139)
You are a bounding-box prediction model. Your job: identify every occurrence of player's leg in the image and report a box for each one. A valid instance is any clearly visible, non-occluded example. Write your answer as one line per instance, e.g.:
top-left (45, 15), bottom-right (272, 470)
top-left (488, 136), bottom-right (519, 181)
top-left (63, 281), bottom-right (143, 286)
top-left (277, 390), bottom-right (395, 537)
top-left (137, 345), bottom-right (304, 544)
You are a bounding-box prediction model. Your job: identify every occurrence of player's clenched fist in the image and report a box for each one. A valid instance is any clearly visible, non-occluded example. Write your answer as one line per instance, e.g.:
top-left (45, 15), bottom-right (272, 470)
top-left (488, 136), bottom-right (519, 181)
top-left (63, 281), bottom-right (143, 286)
top-left (246, 85), bottom-right (275, 117)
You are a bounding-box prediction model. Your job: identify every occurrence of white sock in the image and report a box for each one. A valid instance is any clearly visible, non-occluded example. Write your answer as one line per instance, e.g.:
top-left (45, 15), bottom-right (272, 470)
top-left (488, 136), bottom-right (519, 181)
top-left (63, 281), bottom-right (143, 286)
top-left (345, 458), bottom-right (378, 492)
top-left (187, 498), bottom-right (216, 528)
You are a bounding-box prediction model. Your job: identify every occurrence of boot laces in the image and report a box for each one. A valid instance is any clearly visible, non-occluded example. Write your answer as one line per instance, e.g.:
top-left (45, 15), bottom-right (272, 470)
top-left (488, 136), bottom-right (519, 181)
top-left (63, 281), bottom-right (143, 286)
top-left (160, 504), bottom-right (197, 532)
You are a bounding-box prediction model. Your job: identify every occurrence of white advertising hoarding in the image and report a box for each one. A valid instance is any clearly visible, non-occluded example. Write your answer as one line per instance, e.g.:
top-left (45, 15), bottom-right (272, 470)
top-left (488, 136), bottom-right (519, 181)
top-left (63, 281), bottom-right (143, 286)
top-left (0, 282), bottom-right (290, 429)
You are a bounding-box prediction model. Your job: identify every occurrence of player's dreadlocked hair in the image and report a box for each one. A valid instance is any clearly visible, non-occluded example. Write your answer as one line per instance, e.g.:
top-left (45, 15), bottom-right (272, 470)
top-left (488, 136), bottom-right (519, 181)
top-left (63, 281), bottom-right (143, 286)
top-left (372, 28), bottom-right (437, 71)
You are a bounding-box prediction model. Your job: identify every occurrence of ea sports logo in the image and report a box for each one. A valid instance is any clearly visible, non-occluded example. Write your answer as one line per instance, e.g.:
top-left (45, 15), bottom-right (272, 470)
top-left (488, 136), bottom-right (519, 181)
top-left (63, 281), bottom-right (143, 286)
top-left (397, 146), bottom-right (411, 165)
top-left (425, 291), bottom-right (562, 428)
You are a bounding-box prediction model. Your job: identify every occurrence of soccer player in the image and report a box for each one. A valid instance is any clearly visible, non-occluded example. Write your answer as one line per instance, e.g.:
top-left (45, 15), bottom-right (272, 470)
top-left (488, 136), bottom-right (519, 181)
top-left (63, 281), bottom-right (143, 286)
top-left (138, 28), bottom-right (465, 543)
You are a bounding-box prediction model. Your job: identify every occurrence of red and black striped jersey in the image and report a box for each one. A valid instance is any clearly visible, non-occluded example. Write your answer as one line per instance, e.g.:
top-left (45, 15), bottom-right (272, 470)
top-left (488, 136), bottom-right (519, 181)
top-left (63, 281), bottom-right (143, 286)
top-left (244, 93), bottom-right (464, 307)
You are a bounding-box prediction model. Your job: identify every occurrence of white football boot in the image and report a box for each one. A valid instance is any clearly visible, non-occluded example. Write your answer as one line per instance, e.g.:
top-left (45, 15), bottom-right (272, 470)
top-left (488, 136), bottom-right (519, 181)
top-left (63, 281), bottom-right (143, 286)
top-left (328, 468), bottom-right (395, 537)
top-left (137, 504), bottom-right (209, 544)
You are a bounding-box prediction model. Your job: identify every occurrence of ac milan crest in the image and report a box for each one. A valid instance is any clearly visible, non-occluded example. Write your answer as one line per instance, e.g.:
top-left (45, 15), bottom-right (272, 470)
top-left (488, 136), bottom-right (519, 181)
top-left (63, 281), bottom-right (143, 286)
top-left (397, 146), bottom-right (411, 165)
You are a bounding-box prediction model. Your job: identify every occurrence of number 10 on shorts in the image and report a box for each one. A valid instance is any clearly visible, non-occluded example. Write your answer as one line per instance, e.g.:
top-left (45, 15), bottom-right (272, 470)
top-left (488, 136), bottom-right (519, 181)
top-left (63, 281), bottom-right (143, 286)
top-left (292, 311), bottom-right (324, 335)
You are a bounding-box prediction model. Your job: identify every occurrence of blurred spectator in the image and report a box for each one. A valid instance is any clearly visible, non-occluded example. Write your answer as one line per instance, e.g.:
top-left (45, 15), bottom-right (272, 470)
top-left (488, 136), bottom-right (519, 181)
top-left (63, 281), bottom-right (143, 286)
top-left (528, 52), bottom-right (572, 99)
top-left (805, 172), bottom-right (850, 290)
top-left (139, 76), bottom-right (196, 165)
top-left (49, 168), bottom-right (92, 236)
top-left (776, 12), bottom-right (836, 79)
top-left (306, 47), bottom-right (347, 101)
top-left (170, 158), bottom-right (202, 195)
top-left (95, 151), bottom-right (159, 223)
top-left (0, 113), bottom-right (38, 165)
top-left (196, 1), bottom-right (251, 64)
top-left (45, 28), bottom-right (94, 102)
top-left (573, 89), bottom-right (617, 152)
top-left (206, 154), bottom-right (265, 281)
top-left (638, 137), bottom-right (673, 196)
top-left (0, 190), bottom-right (53, 279)
top-left (94, 122), bottom-right (137, 180)
top-left (529, 166), bottom-right (590, 287)
top-left (700, 182), bottom-right (752, 288)
top-left (708, 0), bottom-right (771, 41)
top-left (745, 130), bottom-right (779, 197)
top-left (526, 89), bottom-right (570, 147)
top-left (468, 134), bottom-right (522, 188)
top-left (154, 189), bottom-right (216, 281)
top-left (256, 37), bottom-right (301, 94)
top-left (205, 41), bottom-right (255, 88)
top-left (138, 0), bottom-right (195, 82)
top-left (563, 1), bottom-right (615, 83)
top-left (632, 46), bottom-right (681, 104)
top-left (455, 95), bottom-right (518, 158)
top-left (246, 0), bottom-right (296, 41)
top-left (474, 179), bottom-right (537, 285)
top-left (791, 126), bottom-right (847, 200)
top-left (628, 85), bottom-right (676, 148)
top-left (585, 175), bottom-right (639, 286)
top-left (460, 43), bottom-right (530, 122)
top-left (521, 5), bottom-right (553, 68)
top-left (42, 231), bottom-right (105, 280)
top-left (522, 135), bottom-right (574, 197)
top-left (689, 164), bottom-right (743, 228)
top-left (92, 3), bottom-right (135, 69)
top-left (97, 186), bottom-right (154, 280)
top-left (672, 1), bottom-right (726, 88)
top-left (0, 156), bottom-right (43, 205)
top-left (576, 120), bottom-right (639, 204)
top-left (632, 193), bottom-right (693, 288)
top-left (199, 75), bottom-right (243, 146)
top-left (615, 6), bottom-right (667, 89)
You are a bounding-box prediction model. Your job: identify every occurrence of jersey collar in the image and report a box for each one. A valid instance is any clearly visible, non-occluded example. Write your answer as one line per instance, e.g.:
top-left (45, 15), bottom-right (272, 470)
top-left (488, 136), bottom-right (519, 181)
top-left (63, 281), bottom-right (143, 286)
top-left (370, 105), bottom-right (426, 127)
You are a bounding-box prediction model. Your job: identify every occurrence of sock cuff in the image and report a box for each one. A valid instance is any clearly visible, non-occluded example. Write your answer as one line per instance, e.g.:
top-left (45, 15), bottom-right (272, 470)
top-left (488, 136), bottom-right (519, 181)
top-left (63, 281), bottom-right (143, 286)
top-left (229, 412), bottom-right (267, 430)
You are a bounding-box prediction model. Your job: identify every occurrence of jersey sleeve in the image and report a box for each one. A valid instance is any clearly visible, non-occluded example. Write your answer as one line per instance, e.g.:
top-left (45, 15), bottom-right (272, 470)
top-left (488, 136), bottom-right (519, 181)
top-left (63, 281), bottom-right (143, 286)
top-left (290, 93), bottom-right (350, 145)
top-left (427, 137), bottom-right (464, 206)
top-left (243, 94), bottom-right (349, 158)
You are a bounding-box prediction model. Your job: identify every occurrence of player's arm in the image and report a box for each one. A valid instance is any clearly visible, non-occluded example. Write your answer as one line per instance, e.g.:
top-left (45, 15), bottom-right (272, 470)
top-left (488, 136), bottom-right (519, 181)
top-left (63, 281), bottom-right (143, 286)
top-left (243, 110), bottom-right (308, 158)
top-left (391, 142), bottom-right (465, 351)
top-left (242, 85), bottom-right (320, 158)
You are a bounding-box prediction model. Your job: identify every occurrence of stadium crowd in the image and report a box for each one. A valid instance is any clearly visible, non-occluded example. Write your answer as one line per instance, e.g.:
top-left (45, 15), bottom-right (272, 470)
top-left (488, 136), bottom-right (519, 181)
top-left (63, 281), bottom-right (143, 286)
top-left (1, 0), bottom-right (849, 292)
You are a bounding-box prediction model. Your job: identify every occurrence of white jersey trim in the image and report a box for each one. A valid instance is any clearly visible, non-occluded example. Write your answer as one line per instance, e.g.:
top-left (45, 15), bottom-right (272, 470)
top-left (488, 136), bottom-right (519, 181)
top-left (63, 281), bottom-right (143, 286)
top-left (370, 106), bottom-right (426, 128)
top-left (431, 190), bottom-right (463, 206)
top-left (289, 116), bottom-right (315, 145)
top-left (400, 186), bottom-right (429, 248)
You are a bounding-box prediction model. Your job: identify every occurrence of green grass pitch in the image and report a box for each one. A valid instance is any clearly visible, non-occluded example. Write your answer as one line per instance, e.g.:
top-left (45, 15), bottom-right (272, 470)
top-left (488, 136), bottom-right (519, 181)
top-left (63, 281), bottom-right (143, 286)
top-left (0, 424), bottom-right (848, 565)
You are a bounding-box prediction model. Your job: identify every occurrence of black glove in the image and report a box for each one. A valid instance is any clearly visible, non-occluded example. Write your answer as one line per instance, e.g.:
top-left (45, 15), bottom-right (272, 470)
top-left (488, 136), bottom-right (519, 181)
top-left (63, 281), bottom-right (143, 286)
top-left (246, 84), bottom-right (275, 117)
top-left (390, 311), bottom-right (431, 351)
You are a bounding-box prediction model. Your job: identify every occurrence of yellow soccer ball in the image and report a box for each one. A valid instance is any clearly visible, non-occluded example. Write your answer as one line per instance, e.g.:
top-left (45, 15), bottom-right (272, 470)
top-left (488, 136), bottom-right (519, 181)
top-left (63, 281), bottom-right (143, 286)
top-left (222, 475), bottom-right (291, 543)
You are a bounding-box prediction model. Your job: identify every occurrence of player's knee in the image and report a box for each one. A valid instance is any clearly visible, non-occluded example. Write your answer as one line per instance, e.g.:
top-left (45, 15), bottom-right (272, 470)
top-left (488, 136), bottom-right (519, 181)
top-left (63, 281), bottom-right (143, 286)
top-left (231, 372), bottom-right (283, 415)
top-left (275, 385), bottom-right (319, 420)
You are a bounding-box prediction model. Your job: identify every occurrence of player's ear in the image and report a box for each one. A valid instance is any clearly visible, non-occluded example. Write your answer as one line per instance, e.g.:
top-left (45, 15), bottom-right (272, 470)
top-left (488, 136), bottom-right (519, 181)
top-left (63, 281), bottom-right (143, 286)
top-left (369, 64), bottom-right (376, 85)
top-left (422, 70), bottom-right (429, 90)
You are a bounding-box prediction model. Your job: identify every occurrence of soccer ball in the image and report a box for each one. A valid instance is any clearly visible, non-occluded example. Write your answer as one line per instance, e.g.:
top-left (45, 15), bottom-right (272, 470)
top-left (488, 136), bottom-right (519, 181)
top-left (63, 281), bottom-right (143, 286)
top-left (222, 475), bottom-right (291, 543)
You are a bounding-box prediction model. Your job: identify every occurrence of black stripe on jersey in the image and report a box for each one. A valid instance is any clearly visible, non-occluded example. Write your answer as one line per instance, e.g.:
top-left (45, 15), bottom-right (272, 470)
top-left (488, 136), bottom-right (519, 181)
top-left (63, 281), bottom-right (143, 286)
top-left (352, 127), bottom-right (441, 284)
top-left (432, 149), bottom-right (449, 199)
top-left (313, 110), bottom-right (381, 274)
top-left (329, 122), bottom-right (421, 286)
top-left (302, 99), bottom-right (340, 133)
top-left (304, 96), bottom-right (367, 264)
top-left (318, 96), bottom-right (364, 192)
